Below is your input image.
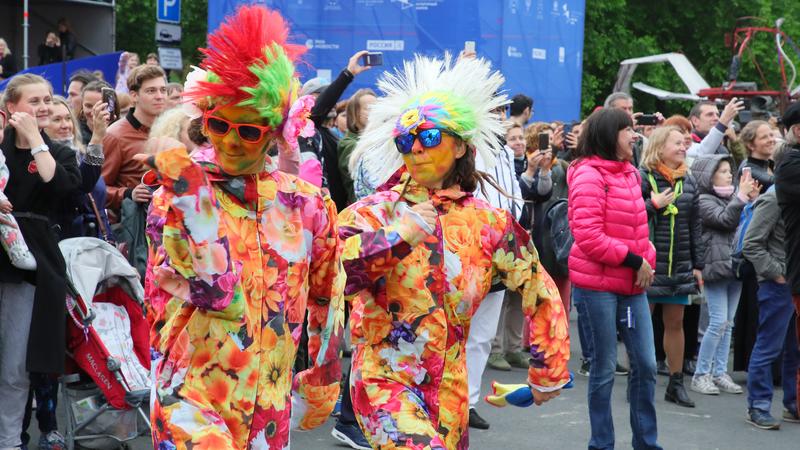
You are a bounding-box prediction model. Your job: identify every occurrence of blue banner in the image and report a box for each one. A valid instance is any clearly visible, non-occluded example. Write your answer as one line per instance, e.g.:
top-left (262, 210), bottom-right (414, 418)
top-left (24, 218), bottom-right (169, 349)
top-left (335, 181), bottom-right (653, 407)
top-left (0, 52), bottom-right (124, 97)
top-left (208, 0), bottom-right (584, 122)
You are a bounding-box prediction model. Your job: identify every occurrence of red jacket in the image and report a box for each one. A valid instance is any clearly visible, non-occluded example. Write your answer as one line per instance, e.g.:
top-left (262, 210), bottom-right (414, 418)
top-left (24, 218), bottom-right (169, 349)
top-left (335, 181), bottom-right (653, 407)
top-left (567, 156), bottom-right (656, 295)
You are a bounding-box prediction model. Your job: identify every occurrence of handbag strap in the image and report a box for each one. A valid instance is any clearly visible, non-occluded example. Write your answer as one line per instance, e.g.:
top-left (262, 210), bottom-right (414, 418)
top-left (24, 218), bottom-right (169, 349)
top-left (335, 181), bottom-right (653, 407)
top-left (86, 193), bottom-right (110, 242)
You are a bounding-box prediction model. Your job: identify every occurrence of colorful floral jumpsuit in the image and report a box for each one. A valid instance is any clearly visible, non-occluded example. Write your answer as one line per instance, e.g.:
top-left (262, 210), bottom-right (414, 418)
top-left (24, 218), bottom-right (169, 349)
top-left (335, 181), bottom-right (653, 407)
top-left (338, 174), bottom-right (570, 449)
top-left (144, 148), bottom-right (345, 450)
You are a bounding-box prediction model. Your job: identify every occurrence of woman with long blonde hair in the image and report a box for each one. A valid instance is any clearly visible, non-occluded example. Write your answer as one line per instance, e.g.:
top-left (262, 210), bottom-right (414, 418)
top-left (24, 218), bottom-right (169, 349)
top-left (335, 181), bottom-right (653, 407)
top-left (45, 95), bottom-right (114, 241)
top-left (640, 125), bottom-right (706, 408)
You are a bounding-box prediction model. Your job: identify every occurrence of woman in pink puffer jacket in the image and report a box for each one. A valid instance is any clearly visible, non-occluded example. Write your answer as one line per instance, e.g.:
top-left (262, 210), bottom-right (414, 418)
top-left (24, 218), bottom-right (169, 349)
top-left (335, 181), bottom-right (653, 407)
top-left (567, 108), bottom-right (662, 450)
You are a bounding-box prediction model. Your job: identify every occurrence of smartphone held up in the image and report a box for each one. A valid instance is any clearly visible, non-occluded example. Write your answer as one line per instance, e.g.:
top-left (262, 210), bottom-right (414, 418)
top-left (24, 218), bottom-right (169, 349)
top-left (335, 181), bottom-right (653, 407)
top-left (637, 114), bottom-right (658, 126)
top-left (101, 87), bottom-right (119, 123)
top-left (538, 132), bottom-right (550, 152)
top-left (359, 52), bottom-right (383, 67)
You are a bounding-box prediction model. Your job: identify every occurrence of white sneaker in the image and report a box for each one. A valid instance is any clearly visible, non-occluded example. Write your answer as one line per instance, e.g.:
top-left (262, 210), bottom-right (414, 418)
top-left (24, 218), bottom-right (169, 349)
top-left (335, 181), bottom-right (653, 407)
top-left (713, 373), bottom-right (743, 394)
top-left (691, 373), bottom-right (720, 395)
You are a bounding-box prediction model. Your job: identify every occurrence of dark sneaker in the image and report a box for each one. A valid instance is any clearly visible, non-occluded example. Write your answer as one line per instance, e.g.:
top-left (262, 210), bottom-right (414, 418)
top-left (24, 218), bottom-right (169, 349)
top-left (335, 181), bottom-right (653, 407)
top-left (331, 394), bottom-right (342, 417)
top-left (578, 359), bottom-right (590, 377)
top-left (469, 408), bottom-right (490, 429)
top-left (783, 408), bottom-right (800, 423)
top-left (38, 431), bottom-right (66, 450)
top-left (656, 359), bottom-right (670, 376)
top-left (747, 408), bottom-right (780, 430)
top-left (615, 363), bottom-right (629, 376)
top-left (332, 421), bottom-right (372, 450)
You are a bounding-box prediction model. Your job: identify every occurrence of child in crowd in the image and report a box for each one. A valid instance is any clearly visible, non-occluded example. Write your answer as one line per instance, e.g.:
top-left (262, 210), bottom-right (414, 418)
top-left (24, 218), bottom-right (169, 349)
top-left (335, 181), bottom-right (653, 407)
top-left (690, 155), bottom-right (758, 395)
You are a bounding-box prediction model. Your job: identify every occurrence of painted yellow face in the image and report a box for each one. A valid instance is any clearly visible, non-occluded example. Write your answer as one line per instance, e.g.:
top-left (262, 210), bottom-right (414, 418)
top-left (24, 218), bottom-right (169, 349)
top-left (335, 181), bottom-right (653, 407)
top-left (402, 133), bottom-right (465, 189)
top-left (207, 104), bottom-right (273, 175)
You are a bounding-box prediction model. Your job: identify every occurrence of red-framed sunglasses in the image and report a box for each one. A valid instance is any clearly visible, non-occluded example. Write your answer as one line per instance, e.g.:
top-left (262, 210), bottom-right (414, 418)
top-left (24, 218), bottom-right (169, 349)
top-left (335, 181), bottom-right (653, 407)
top-left (203, 109), bottom-right (273, 144)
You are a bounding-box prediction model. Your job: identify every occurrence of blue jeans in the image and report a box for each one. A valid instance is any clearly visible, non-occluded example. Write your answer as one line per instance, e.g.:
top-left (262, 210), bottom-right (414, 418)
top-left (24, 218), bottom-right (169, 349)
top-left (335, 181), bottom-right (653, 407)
top-left (575, 287), bottom-right (662, 450)
top-left (746, 281), bottom-right (800, 412)
top-left (574, 291), bottom-right (593, 362)
top-left (695, 279), bottom-right (742, 376)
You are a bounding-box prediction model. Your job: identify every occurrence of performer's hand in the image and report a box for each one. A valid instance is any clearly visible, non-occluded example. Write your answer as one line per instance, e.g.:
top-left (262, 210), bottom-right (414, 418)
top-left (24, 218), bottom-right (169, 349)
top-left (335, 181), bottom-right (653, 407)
top-left (531, 388), bottom-right (561, 406)
top-left (410, 201), bottom-right (438, 231)
top-left (486, 375), bottom-right (573, 408)
top-left (132, 144), bottom-right (206, 196)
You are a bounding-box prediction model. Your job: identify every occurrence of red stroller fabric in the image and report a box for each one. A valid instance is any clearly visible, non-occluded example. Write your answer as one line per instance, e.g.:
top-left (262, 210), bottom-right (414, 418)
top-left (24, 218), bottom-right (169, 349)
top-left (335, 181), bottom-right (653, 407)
top-left (66, 285), bottom-right (150, 410)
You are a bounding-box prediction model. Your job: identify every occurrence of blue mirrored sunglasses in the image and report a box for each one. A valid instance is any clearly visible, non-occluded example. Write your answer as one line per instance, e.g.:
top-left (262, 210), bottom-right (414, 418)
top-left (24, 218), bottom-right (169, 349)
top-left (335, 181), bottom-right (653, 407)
top-left (394, 128), bottom-right (457, 154)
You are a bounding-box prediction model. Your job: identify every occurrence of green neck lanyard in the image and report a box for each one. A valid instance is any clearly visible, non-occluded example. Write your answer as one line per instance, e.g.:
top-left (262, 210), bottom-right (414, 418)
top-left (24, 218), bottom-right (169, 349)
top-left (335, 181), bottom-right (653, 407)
top-left (648, 173), bottom-right (683, 277)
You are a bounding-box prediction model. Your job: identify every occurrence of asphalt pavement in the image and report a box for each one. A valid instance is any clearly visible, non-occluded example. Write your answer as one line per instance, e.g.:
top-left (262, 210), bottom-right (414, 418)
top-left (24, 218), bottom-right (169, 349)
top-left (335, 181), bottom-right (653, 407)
top-left (36, 311), bottom-right (799, 449)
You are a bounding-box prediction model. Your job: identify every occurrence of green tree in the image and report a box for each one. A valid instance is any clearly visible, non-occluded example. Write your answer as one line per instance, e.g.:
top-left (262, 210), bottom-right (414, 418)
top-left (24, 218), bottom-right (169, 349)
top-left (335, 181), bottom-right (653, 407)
top-left (115, 0), bottom-right (207, 81)
top-left (581, 0), bottom-right (800, 118)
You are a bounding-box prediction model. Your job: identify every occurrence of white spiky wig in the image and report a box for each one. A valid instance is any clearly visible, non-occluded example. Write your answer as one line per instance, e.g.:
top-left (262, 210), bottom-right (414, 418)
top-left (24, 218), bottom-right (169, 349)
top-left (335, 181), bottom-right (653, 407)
top-left (352, 53), bottom-right (509, 185)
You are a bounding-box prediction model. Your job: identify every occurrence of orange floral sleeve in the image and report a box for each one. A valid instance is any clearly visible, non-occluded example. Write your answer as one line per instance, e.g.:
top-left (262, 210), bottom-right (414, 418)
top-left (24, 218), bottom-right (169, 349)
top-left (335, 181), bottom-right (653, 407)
top-left (144, 147), bottom-right (240, 312)
top-left (491, 209), bottom-right (571, 390)
top-left (292, 195), bottom-right (346, 429)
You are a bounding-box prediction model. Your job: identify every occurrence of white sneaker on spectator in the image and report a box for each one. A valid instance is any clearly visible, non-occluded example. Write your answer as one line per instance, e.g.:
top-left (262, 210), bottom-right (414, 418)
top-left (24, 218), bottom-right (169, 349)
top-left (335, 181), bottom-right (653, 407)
top-left (691, 373), bottom-right (720, 395)
top-left (713, 373), bottom-right (743, 394)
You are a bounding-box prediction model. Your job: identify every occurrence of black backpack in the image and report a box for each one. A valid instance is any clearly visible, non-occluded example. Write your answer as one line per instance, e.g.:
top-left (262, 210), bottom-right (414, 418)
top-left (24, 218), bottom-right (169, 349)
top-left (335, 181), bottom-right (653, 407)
top-left (545, 199), bottom-right (573, 270)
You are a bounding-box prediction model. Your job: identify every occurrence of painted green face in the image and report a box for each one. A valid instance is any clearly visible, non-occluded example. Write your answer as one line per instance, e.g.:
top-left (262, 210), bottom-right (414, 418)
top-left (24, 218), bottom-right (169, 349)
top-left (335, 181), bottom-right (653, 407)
top-left (402, 133), bottom-right (465, 189)
top-left (206, 104), bottom-right (273, 175)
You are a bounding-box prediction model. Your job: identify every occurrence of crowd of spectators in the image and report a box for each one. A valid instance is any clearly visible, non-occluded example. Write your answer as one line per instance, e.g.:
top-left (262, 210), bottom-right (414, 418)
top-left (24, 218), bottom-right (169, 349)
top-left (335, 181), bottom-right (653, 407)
top-left (0, 31), bottom-right (799, 450)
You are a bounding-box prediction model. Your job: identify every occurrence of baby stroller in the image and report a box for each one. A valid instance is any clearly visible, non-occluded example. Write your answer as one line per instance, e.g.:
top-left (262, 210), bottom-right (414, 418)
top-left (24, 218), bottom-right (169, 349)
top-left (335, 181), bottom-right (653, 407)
top-left (58, 237), bottom-right (151, 449)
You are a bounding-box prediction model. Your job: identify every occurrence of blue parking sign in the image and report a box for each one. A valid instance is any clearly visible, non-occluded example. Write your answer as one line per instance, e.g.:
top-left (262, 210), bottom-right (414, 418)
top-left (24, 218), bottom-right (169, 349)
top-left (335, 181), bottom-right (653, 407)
top-left (157, 0), bottom-right (181, 24)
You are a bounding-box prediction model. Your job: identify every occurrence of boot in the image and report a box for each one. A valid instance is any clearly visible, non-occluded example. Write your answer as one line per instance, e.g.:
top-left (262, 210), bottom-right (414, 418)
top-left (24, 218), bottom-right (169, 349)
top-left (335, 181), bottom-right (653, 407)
top-left (665, 372), bottom-right (695, 408)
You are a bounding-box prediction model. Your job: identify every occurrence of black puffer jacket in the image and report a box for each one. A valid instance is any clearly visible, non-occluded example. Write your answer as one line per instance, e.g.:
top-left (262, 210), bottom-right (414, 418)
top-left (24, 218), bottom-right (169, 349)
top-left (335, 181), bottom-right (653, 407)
top-left (641, 167), bottom-right (705, 297)
top-left (691, 155), bottom-right (747, 282)
top-left (738, 157), bottom-right (774, 193)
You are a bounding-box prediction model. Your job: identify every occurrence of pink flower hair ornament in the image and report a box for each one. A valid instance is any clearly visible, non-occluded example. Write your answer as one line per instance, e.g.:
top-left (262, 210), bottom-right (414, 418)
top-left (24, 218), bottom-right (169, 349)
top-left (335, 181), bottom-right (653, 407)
top-left (281, 94), bottom-right (317, 151)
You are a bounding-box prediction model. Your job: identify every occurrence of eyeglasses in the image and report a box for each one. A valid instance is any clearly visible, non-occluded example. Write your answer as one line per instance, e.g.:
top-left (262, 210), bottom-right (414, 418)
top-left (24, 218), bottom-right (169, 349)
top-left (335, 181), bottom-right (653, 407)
top-left (203, 112), bottom-right (273, 144)
top-left (394, 128), bottom-right (457, 154)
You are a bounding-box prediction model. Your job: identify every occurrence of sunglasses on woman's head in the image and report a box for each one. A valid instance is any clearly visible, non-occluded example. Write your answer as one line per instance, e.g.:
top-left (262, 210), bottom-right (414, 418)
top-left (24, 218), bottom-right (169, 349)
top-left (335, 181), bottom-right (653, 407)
top-left (203, 112), bottom-right (272, 144)
top-left (395, 128), bottom-right (457, 154)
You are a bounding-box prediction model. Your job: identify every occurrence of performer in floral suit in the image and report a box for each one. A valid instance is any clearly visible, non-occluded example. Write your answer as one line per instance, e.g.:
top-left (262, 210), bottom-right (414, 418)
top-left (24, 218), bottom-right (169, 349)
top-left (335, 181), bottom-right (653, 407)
top-left (338, 54), bottom-right (571, 449)
top-left (142, 6), bottom-right (344, 449)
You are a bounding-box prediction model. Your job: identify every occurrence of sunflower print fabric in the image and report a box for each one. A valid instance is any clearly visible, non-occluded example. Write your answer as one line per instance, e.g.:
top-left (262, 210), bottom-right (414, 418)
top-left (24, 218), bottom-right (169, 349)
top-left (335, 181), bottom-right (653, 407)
top-left (338, 173), bottom-right (570, 450)
top-left (143, 147), bottom-right (345, 450)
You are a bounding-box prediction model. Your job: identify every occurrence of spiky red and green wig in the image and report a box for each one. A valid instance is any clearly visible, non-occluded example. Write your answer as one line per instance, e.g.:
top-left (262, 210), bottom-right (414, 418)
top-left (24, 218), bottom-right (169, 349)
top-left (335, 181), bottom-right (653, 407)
top-left (183, 5), bottom-right (306, 129)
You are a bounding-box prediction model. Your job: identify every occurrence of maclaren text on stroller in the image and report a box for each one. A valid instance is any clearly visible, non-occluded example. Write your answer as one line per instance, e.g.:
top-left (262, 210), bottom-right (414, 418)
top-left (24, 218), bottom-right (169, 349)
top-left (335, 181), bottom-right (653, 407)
top-left (59, 237), bottom-right (151, 450)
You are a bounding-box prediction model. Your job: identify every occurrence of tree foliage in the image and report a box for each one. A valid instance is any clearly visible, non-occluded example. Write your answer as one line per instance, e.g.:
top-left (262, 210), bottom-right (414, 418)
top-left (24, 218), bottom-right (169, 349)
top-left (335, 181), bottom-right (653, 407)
top-left (581, 0), bottom-right (800, 117)
top-left (115, 0), bottom-right (207, 81)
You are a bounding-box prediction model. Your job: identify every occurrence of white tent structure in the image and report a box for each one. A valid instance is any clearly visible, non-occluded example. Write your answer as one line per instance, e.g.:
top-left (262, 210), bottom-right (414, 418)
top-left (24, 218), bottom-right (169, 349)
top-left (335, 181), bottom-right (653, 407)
top-left (613, 53), bottom-right (711, 101)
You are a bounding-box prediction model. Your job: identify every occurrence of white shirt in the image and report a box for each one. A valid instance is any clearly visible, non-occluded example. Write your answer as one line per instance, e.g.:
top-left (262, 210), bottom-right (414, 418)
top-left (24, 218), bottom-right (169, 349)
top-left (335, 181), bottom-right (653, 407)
top-left (474, 145), bottom-right (523, 220)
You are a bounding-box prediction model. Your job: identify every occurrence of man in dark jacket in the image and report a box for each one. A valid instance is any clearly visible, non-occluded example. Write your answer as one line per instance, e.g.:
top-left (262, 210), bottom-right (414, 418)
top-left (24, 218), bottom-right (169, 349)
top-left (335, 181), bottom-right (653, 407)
top-left (743, 179), bottom-right (799, 429)
top-left (775, 101), bottom-right (800, 418)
